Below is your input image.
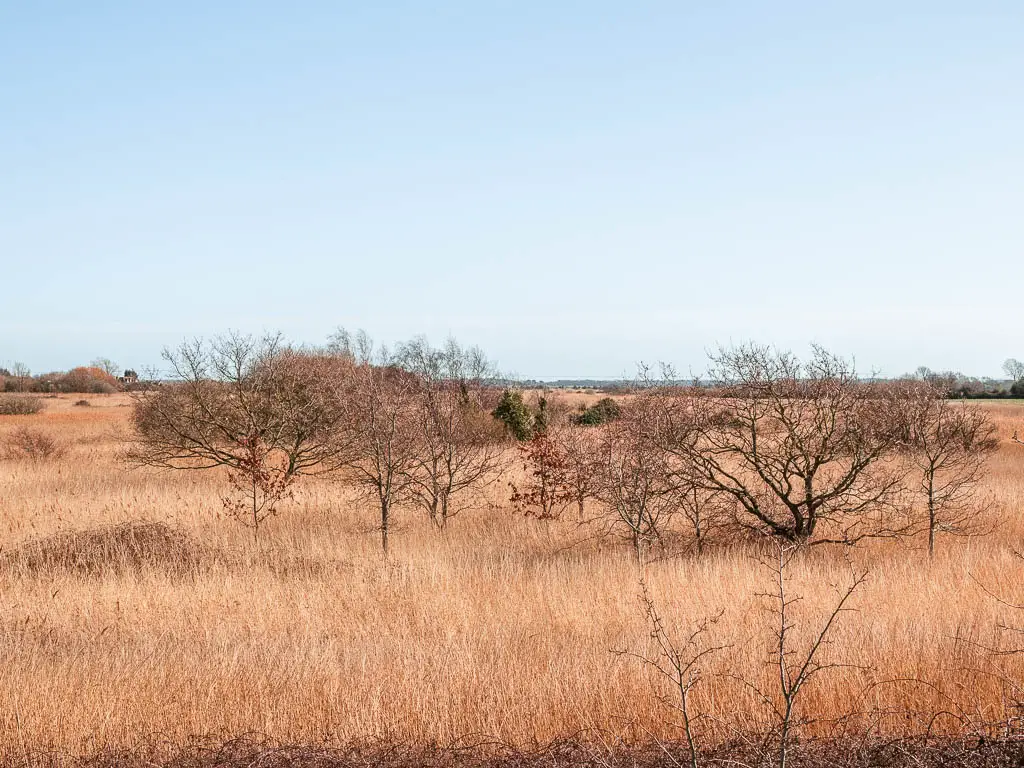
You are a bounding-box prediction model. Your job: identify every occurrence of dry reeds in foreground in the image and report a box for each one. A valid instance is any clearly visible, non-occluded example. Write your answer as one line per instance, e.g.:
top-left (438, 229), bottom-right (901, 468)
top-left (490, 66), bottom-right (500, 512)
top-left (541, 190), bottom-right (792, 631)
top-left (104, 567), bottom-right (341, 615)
top-left (0, 395), bottom-right (1023, 761)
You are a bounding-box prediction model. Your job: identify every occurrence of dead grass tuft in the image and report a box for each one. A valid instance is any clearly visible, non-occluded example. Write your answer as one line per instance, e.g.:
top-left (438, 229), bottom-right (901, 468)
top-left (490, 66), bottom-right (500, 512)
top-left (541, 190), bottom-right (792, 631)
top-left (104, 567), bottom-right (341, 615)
top-left (0, 521), bottom-right (206, 577)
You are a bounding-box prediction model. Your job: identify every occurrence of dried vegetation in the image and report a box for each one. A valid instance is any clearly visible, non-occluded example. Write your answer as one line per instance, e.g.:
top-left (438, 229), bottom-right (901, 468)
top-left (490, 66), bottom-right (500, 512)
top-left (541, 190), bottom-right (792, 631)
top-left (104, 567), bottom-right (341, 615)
top-left (0, 393), bottom-right (1023, 765)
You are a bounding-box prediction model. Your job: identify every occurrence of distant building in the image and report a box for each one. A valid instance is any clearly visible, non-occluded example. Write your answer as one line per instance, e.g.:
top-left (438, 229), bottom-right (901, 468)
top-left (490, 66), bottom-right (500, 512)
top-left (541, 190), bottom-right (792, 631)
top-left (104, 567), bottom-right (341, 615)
top-left (119, 369), bottom-right (139, 386)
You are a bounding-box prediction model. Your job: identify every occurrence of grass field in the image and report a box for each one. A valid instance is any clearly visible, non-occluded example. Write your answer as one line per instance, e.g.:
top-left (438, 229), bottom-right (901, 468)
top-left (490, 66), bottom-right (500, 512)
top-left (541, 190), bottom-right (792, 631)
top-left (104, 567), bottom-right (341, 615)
top-left (1, 394), bottom-right (1024, 760)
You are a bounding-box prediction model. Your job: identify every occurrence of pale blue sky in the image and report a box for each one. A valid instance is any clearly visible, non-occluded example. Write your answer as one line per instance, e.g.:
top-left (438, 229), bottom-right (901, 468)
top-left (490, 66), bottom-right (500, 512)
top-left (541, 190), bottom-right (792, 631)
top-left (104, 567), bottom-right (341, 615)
top-left (2, 2), bottom-right (1022, 379)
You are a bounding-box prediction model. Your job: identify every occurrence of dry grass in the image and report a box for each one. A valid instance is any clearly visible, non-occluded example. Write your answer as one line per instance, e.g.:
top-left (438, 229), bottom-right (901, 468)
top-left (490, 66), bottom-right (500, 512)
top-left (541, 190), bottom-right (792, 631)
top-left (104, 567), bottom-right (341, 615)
top-left (0, 395), bottom-right (1023, 758)
top-left (0, 521), bottom-right (206, 578)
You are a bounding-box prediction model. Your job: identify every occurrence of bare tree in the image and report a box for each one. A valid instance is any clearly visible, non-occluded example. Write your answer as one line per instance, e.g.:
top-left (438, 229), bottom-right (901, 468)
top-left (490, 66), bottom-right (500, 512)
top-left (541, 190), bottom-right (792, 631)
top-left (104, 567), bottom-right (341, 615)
top-left (631, 376), bottom-right (732, 554)
top-left (128, 333), bottom-right (351, 541)
top-left (596, 397), bottom-right (678, 568)
top-left (330, 333), bottom-right (420, 555)
top-left (658, 344), bottom-right (909, 546)
top-left (91, 357), bottom-right (119, 378)
top-left (892, 381), bottom-right (998, 556)
top-left (395, 336), bottom-right (506, 530)
top-left (617, 581), bottom-right (729, 768)
top-left (1003, 358), bottom-right (1024, 383)
top-left (9, 362), bottom-right (30, 392)
top-left (672, 465), bottom-right (735, 555)
top-left (740, 545), bottom-right (868, 768)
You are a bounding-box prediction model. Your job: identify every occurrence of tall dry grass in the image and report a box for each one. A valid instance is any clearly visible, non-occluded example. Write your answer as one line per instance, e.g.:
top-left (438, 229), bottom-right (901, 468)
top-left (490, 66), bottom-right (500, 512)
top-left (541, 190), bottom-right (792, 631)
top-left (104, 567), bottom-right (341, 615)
top-left (0, 395), bottom-right (1023, 757)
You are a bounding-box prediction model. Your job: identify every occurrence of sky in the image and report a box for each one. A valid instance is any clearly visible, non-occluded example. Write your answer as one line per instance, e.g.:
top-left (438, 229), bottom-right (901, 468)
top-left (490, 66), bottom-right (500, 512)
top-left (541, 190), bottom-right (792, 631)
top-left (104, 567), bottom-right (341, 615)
top-left (1, 2), bottom-right (1022, 380)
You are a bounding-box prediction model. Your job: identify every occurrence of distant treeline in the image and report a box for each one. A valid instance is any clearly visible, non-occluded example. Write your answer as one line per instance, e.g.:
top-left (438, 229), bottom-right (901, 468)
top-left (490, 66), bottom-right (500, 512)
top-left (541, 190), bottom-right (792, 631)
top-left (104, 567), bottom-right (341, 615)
top-left (3, 354), bottom-right (1023, 398)
top-left (0, 363), bottom-right (143, 394)
top-left (904, 364), bottom-right (1024, 399)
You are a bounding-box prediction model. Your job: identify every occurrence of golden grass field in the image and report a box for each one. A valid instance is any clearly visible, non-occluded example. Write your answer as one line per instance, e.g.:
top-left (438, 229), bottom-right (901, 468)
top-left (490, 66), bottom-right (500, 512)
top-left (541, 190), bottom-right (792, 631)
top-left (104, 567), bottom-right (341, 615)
top-left (1, 394), bottom-right (1024, 757)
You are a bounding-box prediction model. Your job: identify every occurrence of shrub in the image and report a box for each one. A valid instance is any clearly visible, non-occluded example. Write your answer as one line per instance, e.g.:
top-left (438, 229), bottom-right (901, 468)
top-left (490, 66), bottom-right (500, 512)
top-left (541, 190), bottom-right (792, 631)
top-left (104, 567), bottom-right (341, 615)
top-left (1012, 380), bottom-right (1024, 398)
top-left (573, 397), bottom-right (621, 426)
top-left (2, 427), bottom-right (66, 460)
top-left (73, 399), bottom-right (91, 407)
top-left (533, 396), bottom-right (549, 435)
top-left (492, 389), bottom-right (533, 441)
top-left (0, 395), bottom-right (43, 415)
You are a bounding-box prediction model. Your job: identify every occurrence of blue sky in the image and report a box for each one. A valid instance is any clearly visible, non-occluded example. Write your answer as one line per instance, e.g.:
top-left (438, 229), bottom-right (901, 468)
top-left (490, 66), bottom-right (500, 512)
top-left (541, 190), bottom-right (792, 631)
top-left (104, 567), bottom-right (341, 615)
top-left (1, 2), bottom-right (1022, 379)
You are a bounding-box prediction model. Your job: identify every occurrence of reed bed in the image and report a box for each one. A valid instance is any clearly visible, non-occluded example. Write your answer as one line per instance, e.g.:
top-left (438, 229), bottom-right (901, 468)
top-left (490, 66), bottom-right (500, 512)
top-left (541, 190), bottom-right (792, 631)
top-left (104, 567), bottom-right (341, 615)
top-left (0, 395), bottom-right (1022, 759)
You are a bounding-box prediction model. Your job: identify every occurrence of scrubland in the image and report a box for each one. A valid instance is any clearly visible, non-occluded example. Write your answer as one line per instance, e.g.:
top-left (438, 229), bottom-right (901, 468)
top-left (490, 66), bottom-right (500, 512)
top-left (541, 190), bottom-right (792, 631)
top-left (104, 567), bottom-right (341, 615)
top-left (1, 394), bottom-right (1024, 765)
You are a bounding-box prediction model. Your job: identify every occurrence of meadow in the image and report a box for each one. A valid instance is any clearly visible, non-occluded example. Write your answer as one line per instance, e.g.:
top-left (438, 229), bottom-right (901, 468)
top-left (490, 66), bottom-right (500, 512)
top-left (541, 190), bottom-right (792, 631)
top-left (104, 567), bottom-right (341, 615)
top-left (0, 394), bottom-right (1023, 764)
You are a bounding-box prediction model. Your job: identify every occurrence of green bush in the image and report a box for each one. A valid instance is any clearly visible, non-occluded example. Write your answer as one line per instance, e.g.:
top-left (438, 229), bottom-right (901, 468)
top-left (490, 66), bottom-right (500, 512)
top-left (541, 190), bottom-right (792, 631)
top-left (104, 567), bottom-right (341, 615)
top-left (0, 395), bottom-right (43, 415)
top-left (533, 397), bottom-right (549, 435)
top-left (492, 389), bottom-right (533, 441)
top-left (573, 397), bottom-right (621, 426)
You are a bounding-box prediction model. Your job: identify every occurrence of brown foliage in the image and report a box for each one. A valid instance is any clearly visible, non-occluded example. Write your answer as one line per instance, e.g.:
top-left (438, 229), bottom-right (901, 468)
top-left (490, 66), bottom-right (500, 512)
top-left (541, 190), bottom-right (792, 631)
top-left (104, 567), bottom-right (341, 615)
top-left (129, 335), bottom-right (352, 477)
top-left (510, 433), bottom-right (573, 520)
top-left (60, 366), bottom-right (120, 394)
top-left (556, 424), bottom-right (604, 520)
top-left (220, 435), bottom-right (297, 542)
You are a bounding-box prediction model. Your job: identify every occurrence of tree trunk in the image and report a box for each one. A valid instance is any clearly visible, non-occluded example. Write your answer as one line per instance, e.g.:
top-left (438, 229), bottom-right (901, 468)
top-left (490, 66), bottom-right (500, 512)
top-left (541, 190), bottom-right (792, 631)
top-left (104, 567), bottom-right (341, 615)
top-left (428, 497), bottom-right (440, 529)
top-left (251, 476), bottom-right (260, 545)
top-left (927, 470), bottom-right (936, 558)
top-left (633, 528), bottom-right (644, 573)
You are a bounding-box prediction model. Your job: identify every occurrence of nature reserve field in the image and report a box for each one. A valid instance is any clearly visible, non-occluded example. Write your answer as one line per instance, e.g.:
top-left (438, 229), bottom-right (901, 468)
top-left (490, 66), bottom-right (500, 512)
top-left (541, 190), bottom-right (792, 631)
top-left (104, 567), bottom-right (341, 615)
top-left (1, 395), bottom-right (1024, 766)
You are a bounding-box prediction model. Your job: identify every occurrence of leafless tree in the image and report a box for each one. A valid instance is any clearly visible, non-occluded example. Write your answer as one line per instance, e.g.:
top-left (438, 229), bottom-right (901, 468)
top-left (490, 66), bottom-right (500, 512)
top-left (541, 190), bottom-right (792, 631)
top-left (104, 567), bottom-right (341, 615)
top-left (596, 397), bottom-right (678, 568)
top-left (9, 362), bottom-right (30, 392)
top-left (328, 326), bottom-right (377, 365)
top-left (330, 332), bottom-right (420, 555)
top-left (672, 466), bottom-right (735, 555)
top-left (617, 581), bottom-right (729, 768)
top-left (128, 333), bottom-right (351, 541)
top-left (630, 376), bottom-right (733, 554)
top-left (891, 380), bottom-right (999, 557)
top-left (658, 344), bottom-right (909, 546)
top-left (740, 544), bottom-right (868, 768)
top-left (395, 336), bottom-right (506, 530)
top-left (91, 357), bottom-right (119, 378)
top-left (1003, 358), bottom-right (1024, 382)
